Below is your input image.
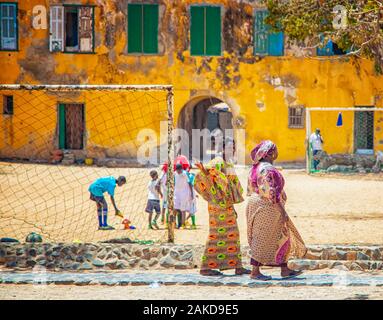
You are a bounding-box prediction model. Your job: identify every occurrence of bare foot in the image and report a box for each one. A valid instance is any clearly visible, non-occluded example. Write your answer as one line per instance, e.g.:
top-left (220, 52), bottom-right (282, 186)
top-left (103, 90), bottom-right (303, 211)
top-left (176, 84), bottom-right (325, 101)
top-left (200, 269), bottom-right (223, 276)
top-left (235, 267), bottom-right (251, 275)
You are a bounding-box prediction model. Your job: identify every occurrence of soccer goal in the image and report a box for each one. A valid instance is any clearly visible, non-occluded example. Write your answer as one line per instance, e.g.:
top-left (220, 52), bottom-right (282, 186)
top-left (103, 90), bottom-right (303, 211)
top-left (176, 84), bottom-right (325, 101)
top-left (0, 84), bottom-right (175, 244)
top-left (305, 107), bottom-right (383, 174)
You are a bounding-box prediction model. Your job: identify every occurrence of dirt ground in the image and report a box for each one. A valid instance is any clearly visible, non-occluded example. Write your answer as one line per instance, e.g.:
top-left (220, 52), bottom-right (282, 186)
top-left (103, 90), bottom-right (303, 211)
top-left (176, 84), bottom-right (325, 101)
top-left (1, 269), bottom-right (383, 300)
top-left (2, 284), bottom-right (383, 300)
top-left (1, 162), bottom-right (383, 245)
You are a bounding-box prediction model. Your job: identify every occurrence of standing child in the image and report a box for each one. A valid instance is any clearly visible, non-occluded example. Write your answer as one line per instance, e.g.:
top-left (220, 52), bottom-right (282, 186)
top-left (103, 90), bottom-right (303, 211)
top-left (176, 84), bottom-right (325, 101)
top-left (146, 170), bottom-right (162, 230)
top-left (89, 176), bottom-right (126, 230)
top-left (185, 171), bottom-right (198, 230)
top-left (174, 163), bottom-right (193, 229)
top-left (158, 168), bottom-right (168, 225)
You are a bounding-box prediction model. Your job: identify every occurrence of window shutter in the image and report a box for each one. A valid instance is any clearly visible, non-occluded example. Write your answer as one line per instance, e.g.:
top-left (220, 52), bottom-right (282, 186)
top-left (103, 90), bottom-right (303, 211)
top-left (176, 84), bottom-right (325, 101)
top-left (128, 4), bottom-right (143, 53)
top-left (58, 104), bottom-right (66, 149)
top-left (0, 3), bottom-right (17, 50)
top-left (49, 6), bottom-right (64, 52)
top-left (268, 31), bottom-right (284, 56)
top-left (205, 6), bottom-right (221, 56)
top-left (143, 4), bottom-right (159, 54)
top-left (254, 10), bottom-right (268, 55)
top-left (78, 6), bottom-right (94, 52)
top-left (190, 6), bottom-right (205, 56)
top-left (317, 34), bottom-right (334, 56)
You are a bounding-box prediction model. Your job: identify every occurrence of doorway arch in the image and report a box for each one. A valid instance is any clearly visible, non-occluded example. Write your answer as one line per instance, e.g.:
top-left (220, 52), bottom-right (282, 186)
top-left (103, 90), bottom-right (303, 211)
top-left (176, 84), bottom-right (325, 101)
top-left (177, 96), bottom-right (235, 162)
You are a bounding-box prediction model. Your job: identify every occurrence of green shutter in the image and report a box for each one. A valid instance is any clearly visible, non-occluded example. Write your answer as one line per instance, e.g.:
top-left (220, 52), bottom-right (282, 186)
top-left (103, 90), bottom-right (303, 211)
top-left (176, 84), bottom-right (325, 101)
top-left (205, 6), bottom-right (221, 56)
top-left (58, 104), bottom-right (66, 149)
top-left (128, 4), bottom-right (142, 53)
top-left (190, 6), bottom-right (205, 56)
top-left (254, 10), bottom-right (268, 55)
top-left (143, 4), bottom-right (158, 54)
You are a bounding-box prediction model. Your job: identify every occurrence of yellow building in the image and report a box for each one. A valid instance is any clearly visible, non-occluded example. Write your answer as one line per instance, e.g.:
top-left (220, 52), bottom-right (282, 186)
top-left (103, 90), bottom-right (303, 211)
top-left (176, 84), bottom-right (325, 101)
top-left (1, 0), bottom-right (383, 164)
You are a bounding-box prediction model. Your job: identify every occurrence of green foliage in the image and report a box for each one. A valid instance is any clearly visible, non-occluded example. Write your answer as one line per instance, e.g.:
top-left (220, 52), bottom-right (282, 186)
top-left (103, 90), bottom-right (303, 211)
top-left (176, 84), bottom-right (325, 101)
top-left (264, 0), bottom-right (383, 72)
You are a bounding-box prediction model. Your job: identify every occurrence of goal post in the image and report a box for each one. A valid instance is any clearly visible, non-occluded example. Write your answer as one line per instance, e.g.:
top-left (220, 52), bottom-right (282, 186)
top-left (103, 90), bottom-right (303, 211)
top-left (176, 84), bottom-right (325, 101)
top-left (305, 107), bottom-right (383, 174)
top-left (0, 84), bottom-right (175, 244)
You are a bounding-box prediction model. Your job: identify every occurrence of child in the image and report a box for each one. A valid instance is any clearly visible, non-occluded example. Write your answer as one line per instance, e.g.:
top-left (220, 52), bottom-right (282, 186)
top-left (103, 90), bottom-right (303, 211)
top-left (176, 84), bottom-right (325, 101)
top-left (174, 163), bottom-right (193, 229)
top-left (185, 171), bottom-right (197, 230)
top-left (89, 176), bottom-right (126, 230)
top-left (146, 170), bottom-right (162, 230)
top-left (158, 168), bottom-right (168, 225)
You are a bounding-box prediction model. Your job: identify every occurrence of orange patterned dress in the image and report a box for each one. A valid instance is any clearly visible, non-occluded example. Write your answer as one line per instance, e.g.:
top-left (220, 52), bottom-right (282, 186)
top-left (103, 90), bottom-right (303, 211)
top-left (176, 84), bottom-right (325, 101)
top-left (194, 158), bottom-right (245, 271)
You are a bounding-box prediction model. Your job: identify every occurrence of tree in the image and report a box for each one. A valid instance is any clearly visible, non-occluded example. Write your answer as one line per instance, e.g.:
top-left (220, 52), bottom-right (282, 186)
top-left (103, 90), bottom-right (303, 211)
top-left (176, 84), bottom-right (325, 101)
top-left (265, 0), bottom-right (383, 73)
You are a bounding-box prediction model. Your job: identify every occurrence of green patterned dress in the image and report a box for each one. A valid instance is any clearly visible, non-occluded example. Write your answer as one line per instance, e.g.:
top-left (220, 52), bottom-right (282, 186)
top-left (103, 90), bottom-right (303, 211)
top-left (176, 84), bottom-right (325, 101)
top-left (195, 158), bottom-right (245, 271)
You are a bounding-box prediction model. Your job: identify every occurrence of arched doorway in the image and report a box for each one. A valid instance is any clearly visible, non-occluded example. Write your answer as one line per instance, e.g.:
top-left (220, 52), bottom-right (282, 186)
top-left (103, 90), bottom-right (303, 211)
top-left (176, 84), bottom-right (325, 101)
top-left (177, 96), bottom-right (235, 162)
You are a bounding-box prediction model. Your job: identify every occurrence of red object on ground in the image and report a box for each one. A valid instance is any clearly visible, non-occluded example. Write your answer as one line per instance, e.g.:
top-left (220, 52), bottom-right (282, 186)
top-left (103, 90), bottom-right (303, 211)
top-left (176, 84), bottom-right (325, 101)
top-left (122, 219), bottom-right (132, 230)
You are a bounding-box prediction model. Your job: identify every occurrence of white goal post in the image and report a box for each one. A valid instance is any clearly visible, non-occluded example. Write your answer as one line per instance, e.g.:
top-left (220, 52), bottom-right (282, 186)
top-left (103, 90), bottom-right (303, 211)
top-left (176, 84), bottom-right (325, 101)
top-left (305, 107), bottom-right (383, 174)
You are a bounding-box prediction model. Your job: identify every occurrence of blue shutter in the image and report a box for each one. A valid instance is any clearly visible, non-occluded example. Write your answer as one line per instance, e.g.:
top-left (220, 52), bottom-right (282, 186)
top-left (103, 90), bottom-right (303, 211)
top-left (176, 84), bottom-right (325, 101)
top-left (317, 34), bottom-right (334, 56)
top-left (255, 10), bottom-right (284, 56)
top-left (0, 3), bottom-right (17, 50)
top-left (254, 10), bottom-right (268, 55)
top-left (268, 31), bottom-right (284, 56)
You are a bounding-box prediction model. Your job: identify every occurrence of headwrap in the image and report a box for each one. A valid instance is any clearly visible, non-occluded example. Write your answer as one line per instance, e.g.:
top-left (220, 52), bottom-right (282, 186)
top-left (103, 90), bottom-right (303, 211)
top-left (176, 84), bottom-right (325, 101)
top-left (250, 140), bottom-right (278, 187)
top-left (250, 140), bottom-right (278, 165)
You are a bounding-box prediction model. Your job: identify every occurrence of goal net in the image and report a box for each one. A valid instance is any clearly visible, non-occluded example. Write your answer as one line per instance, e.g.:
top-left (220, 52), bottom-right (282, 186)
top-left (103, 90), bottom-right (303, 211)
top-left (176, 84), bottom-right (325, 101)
top-left (0, 84), bottom-right (174, 244)
top-left (305, 107), bottom-right (383, 174)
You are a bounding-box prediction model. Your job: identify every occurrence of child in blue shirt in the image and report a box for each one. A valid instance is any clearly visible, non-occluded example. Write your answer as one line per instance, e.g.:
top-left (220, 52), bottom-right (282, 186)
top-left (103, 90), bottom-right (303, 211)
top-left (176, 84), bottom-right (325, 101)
top-left (89, 176), bottom-right (126, 230)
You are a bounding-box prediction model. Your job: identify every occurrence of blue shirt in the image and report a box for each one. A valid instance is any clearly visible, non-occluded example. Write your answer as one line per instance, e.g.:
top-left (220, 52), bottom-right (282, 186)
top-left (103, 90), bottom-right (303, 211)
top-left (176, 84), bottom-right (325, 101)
top-left (89, 177), bottom-right (117, 197)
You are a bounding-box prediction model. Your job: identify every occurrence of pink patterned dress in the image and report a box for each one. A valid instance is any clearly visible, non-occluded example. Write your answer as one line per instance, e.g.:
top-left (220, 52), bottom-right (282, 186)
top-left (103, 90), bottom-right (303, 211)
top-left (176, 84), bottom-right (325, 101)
top-left (246, 162), bottom-right (306, 266)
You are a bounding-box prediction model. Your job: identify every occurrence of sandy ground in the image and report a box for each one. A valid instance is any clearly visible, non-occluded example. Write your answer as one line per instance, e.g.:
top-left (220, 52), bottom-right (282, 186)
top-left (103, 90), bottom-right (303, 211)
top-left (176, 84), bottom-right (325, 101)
top-left (2, 284), bottom-right (383, 300)
top-left (1, 269), bottom-right (383, 300)
top-left (1, 162), bottom-right (383, 244)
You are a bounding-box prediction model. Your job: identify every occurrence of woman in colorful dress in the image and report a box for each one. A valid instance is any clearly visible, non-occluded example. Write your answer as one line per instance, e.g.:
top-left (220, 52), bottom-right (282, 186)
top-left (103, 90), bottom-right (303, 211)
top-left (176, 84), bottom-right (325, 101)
top-left (195, 157), bottom-right (250, 276)
top-left (246, 140), bottom-right (307, 280)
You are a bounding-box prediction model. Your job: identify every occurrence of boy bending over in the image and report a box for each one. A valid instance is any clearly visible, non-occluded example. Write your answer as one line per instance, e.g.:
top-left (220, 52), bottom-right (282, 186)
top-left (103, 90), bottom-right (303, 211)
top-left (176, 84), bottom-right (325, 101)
top-left (89, 176), bottom-right (126, 230)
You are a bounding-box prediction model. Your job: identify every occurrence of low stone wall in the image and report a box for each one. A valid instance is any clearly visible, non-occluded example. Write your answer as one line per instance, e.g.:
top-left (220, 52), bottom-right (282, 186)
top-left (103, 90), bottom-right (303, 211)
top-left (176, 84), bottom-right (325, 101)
top-left (1, 243), bottom-right (382, 272)
top-left (0, 243), bottom-right (200, 271)
top-left (317, 152), bottom-right (379, 173)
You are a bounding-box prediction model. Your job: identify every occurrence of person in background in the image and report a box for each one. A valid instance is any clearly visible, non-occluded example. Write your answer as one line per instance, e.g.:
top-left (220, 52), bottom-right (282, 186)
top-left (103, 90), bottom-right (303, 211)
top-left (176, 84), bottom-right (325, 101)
top-left (174, 163), bottom-right (193, 229)
top-left (158, 165), bottom-right (168, 225)
top-left (89, 176), bottom-right (126, 230)
top-left (145, 170), bottom-right (162, 230)
top-left (185, 171), bottom-right (198, 230)
top-left (309, 128), bottom-right (324, 170)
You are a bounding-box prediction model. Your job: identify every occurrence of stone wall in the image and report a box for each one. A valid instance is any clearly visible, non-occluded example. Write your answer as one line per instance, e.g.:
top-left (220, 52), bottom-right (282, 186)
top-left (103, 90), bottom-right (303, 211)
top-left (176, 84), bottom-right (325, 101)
top-left (317, 152), bottom-right (379, 173)
top-left (0, 243), bottom-right (199, 271)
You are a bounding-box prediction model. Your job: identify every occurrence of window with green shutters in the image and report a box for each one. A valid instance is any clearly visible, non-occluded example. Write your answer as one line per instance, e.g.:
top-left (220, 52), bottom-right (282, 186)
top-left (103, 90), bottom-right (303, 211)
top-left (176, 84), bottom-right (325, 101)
top-left (128, 4), bottom-right (159, 54)
top-left (190, 6), bottom-right (221, 56)
top-left (254, 10), bottom-right (284, 56)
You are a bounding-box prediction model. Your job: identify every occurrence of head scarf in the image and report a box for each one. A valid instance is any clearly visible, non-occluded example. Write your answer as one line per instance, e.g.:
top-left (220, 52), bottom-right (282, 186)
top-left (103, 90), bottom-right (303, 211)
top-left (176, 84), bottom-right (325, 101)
top-left (251, 140), bottom-right (278, 165)
top-left (250, 140), bottom-right (278, 188)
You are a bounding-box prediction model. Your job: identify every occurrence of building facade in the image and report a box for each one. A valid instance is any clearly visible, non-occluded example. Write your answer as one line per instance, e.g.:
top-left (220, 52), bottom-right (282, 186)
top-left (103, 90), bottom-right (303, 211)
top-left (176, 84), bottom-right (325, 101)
top-left (1, 0), bottom-right (383, 163)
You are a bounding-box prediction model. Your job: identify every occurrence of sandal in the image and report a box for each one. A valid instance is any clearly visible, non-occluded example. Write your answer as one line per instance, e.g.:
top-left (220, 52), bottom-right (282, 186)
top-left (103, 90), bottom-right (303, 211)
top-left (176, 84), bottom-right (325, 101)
top-left (281, 270), bottom-right (303, 279)
top-left (250, 274), bottom-right (272, 281)
top-left (235, 268), bottom-right (251, 275)
top-left (200, 269), bottom-right (223, 276)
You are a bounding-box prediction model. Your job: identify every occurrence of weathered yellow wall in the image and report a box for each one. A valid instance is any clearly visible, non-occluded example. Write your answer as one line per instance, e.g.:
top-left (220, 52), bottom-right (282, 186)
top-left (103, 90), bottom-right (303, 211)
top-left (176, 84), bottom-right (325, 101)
top-left (1, 0), bottom-right (383, 163)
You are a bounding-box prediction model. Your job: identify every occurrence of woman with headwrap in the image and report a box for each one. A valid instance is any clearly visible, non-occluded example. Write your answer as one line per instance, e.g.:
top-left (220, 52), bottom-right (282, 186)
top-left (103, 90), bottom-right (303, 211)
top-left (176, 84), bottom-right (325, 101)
top-left (194, 157), bottom-right (250, 276)
top-left (246, 140), bottom-right (307, 280)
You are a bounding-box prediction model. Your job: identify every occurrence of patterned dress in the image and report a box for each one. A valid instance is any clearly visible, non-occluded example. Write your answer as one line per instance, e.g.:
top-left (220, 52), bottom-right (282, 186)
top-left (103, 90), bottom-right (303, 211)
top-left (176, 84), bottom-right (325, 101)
top-left (246, 162), bottom-right (307, 266)
top-left (195, 158), bottom-right (245, 271)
